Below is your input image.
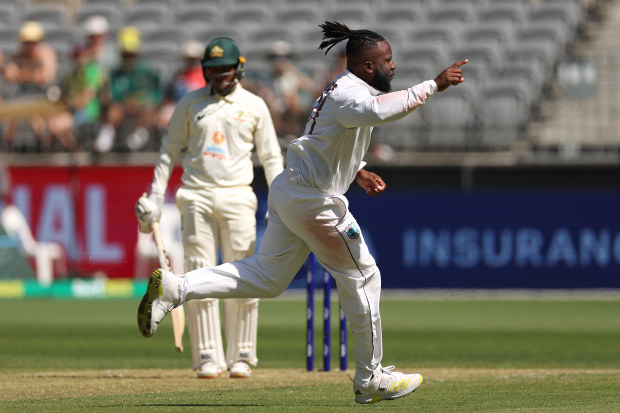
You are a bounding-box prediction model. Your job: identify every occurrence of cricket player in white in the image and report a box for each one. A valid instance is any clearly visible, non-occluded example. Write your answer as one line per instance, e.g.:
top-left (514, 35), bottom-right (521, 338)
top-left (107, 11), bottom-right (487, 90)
top-left (138, 22), bottom-right (466, 403)
top-left (136, 38), bottom-right (284, 379)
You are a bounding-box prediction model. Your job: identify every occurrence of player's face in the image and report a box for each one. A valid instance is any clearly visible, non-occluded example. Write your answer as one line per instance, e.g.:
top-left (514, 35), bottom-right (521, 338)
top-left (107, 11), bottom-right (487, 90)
top-left (370, 41), bottom-right (395, 93)
top-left (204, 64), bottom-right (237, 95)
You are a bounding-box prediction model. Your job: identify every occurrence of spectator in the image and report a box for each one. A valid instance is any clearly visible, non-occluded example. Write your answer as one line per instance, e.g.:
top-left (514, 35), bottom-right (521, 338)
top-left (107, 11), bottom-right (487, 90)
top-left (1, 21), bottom-right (58, 152)
top-left (266, 40), bottom-right (314, 140)
top-left (47, 41), bottom-right (107, 152)
top-left (82, 15), bottom-right (118, 76)
top-left (94, 26), bottom-right (162, 153)
top-left (156, 39), bottom-right (206, 133)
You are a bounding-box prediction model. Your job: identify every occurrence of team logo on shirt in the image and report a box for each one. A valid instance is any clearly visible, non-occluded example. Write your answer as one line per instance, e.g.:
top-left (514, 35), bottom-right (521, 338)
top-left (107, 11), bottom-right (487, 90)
top-left (213, 131), bottom-right (225, 144)
top-left (204, 131), bottom-right (227, 159)
top-left (345, 223), bottom-right (360, 240)
top-left (232, 110), bottom-right (247, 122)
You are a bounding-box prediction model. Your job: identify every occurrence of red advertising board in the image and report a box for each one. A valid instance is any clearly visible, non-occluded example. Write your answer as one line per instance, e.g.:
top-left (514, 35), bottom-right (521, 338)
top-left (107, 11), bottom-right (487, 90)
top-left (7, 165), bottom-right (183, 278)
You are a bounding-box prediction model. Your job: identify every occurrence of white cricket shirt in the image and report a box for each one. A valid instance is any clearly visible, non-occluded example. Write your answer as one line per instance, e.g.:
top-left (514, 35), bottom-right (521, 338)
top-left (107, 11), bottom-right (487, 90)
top-left (151, 83), bottom-right (283, 195)
top-left (286, 70), bottom-right (437, 196)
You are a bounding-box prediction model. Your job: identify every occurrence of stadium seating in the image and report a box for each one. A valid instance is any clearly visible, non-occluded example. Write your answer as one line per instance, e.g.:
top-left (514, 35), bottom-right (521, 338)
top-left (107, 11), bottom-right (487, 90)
top-left (45, 25), bottom-right (82, 57)
top-left (0, 4), bottom-right (19, 28)
top-left (124, 3), bottom-right (172, 30)
top-left (224, 5), bottom-right (274, 28)
top-left (419, 84), bottom-right (479, 149)
top-left (74, 4), bottom-right (123, 28)
top-left (82, 0), bottom-right (124, 8)
top-left (476, 2), bottom-right (528, 27)
top-left (141, 26), bottom-right (189, 51)
top-left (194, 25), bottom-right (246, 49)
top-left (174, 4), bottom-right (222, 30)
top-left (376, 5), bottom-right (426, 26)
top-left (426, 3), bottom-right (476, 27)
top-left (408, 25), bottom-right (457, 51)
top-left (400, 43), bottom-right (451, 74)
top-left (459, 24), bottom-right (512, 50)
top-left (0, 0), bottom-right (599, 153)
top-left (275, 4), bottom-right (323, 28)
top-left (327, 4), bottom-right (374, 26)
top-left (23, 4), bottom-right (68, 27)
top-left (477, 82), bottom-right (532, 148)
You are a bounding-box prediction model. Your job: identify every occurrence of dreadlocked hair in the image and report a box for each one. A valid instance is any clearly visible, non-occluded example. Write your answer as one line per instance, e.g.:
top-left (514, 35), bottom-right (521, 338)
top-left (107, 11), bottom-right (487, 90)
top-left (318, 21), bottom-right (384, 55)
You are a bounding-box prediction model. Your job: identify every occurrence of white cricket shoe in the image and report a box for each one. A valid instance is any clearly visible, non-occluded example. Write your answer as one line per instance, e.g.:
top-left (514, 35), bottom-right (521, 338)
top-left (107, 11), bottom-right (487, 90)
top-left (137, 268), bottom-right (180, 338)
top-left (197, 362), bottom-right (223, 379)
top-left (353, 365), bottom-right (423, 404)
top-left (229, 361), bottom-right (252, 378)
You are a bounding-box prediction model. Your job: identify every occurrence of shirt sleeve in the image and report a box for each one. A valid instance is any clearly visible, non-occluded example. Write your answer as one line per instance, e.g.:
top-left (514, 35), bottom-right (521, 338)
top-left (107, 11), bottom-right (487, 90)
top-left (335, 80), bottom-right (437, 128)
top-left (253, 97), bottom-right (284, 187)
top-left (150, 98), bottom-right (188, 196)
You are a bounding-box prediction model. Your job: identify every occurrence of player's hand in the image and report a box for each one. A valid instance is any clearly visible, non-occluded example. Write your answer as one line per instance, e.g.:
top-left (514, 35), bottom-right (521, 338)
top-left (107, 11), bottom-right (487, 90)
top-left (355, 169), bottom-right (386, 197)
top-left (434, 59), bottom-right (468, 92)
top-left (135, 192), bottom-right (164, 233)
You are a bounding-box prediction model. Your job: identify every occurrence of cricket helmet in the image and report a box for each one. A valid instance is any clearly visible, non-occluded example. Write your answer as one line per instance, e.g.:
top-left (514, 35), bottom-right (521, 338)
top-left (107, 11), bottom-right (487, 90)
top-left (201, 37), bottom-right (246, 68)
top-left (201, 37), bottom-right (246, 92)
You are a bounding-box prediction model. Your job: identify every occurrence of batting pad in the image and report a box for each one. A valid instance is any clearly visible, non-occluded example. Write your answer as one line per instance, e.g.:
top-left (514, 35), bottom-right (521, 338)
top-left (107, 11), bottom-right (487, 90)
top-left (224, 298), bottom-right (259, 367)
top-left (185, 298), bottom-right (226, 371)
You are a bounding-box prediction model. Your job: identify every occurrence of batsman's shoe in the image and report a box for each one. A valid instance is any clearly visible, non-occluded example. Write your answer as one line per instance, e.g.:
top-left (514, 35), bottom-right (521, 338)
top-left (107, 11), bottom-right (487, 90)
top-left (353, 365), bottom-right (423, 404)
top-left (197, 362), bottom-right (223, 379)
top-left (137, 268), bottom-right (180, 338)
top-left (229, 361), bottom-right (252, 378)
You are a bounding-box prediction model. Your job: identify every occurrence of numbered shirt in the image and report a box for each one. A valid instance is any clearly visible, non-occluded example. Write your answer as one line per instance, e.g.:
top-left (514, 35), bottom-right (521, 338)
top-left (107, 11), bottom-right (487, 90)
top-left (151, 84), bottom-right (283, 194)
top-left (286, 70), bottom-right (437, 196)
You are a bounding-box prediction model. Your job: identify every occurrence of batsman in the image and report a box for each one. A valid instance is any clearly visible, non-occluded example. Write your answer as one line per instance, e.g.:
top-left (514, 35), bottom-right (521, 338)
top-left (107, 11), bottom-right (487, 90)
top-left (135, 37), bottom-right (284, 378)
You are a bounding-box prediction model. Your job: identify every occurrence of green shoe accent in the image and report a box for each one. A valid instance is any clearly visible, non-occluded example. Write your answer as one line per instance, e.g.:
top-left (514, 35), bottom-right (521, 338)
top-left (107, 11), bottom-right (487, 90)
top-left (137, 269), bottom-right (163, 337)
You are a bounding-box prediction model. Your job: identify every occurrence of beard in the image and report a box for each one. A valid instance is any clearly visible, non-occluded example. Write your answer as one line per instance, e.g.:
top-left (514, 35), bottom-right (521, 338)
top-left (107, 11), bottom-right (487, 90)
top-left (373, 69), bottom-right (392, 93)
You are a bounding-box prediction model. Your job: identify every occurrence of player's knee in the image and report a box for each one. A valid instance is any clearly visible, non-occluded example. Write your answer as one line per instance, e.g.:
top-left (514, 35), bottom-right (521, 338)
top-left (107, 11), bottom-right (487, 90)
top-left (266, 282), bottom-right (289, 298)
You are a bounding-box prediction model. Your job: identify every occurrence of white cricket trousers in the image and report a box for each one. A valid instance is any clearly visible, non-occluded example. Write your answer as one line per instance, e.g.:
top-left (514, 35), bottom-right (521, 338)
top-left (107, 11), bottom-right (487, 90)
top-left (181, 171), bottom-right (383, 385)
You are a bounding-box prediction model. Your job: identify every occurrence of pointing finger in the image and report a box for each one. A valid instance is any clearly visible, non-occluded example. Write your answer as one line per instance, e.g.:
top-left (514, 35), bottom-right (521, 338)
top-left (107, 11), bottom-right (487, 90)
top-left (454, 59), bottom-right (468, 68)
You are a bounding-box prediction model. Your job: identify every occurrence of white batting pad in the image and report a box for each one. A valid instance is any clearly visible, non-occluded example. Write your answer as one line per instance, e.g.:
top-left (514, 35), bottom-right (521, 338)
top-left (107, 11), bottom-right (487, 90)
top-left (223, 298), bottom-right (259, 367)
top-left (185, 298), bottom-right (226, 371)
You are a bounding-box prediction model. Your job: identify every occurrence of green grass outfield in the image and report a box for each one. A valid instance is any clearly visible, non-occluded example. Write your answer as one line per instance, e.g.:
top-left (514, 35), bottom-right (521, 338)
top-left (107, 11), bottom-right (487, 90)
top-left (1, 292), bottom-right (619, 412)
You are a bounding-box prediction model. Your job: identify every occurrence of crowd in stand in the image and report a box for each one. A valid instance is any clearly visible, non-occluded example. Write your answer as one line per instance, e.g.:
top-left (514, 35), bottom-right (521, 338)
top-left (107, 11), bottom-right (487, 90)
top-left (0, 16), bottom-right (327, 154)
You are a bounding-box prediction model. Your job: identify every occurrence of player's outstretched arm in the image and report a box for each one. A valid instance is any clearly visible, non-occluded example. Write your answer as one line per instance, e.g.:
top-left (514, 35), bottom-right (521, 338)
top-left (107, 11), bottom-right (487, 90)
top-left (356, 168), bottom-right (386, 197)
top-left (434, 59), bottom-right (468, 92)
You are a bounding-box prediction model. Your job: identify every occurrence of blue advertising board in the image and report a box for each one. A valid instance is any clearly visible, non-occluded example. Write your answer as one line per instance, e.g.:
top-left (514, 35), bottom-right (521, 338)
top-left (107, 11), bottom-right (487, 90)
top-left (257, 189), bottom-right (620, 289)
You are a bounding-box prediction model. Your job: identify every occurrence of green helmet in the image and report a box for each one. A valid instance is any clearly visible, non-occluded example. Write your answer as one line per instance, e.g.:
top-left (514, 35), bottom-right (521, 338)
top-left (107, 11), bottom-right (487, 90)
top-left (201, 37), bottom-right (246, 68)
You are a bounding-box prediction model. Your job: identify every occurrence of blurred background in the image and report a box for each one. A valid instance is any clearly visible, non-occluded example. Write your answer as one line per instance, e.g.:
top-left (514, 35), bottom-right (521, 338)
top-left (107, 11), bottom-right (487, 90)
top-left (1, 0), bottom-right (619, 296)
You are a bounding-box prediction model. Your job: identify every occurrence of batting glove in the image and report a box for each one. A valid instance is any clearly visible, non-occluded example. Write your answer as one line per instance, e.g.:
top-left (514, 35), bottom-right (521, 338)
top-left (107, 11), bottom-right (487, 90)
top-left (135, 192), bottom-right (164, 233)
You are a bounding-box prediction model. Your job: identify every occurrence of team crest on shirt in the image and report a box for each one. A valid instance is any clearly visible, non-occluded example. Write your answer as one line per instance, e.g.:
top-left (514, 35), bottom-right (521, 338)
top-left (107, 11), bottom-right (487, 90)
top-left (232, 110), bottom-right (248, 122)
top-left (345, 223), bottom-right (360, 240)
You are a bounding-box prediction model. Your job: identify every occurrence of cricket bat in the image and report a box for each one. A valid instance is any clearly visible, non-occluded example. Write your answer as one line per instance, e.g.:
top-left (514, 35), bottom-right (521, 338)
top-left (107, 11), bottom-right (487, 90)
top-left (151, 220), bottom-right (185, 353)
